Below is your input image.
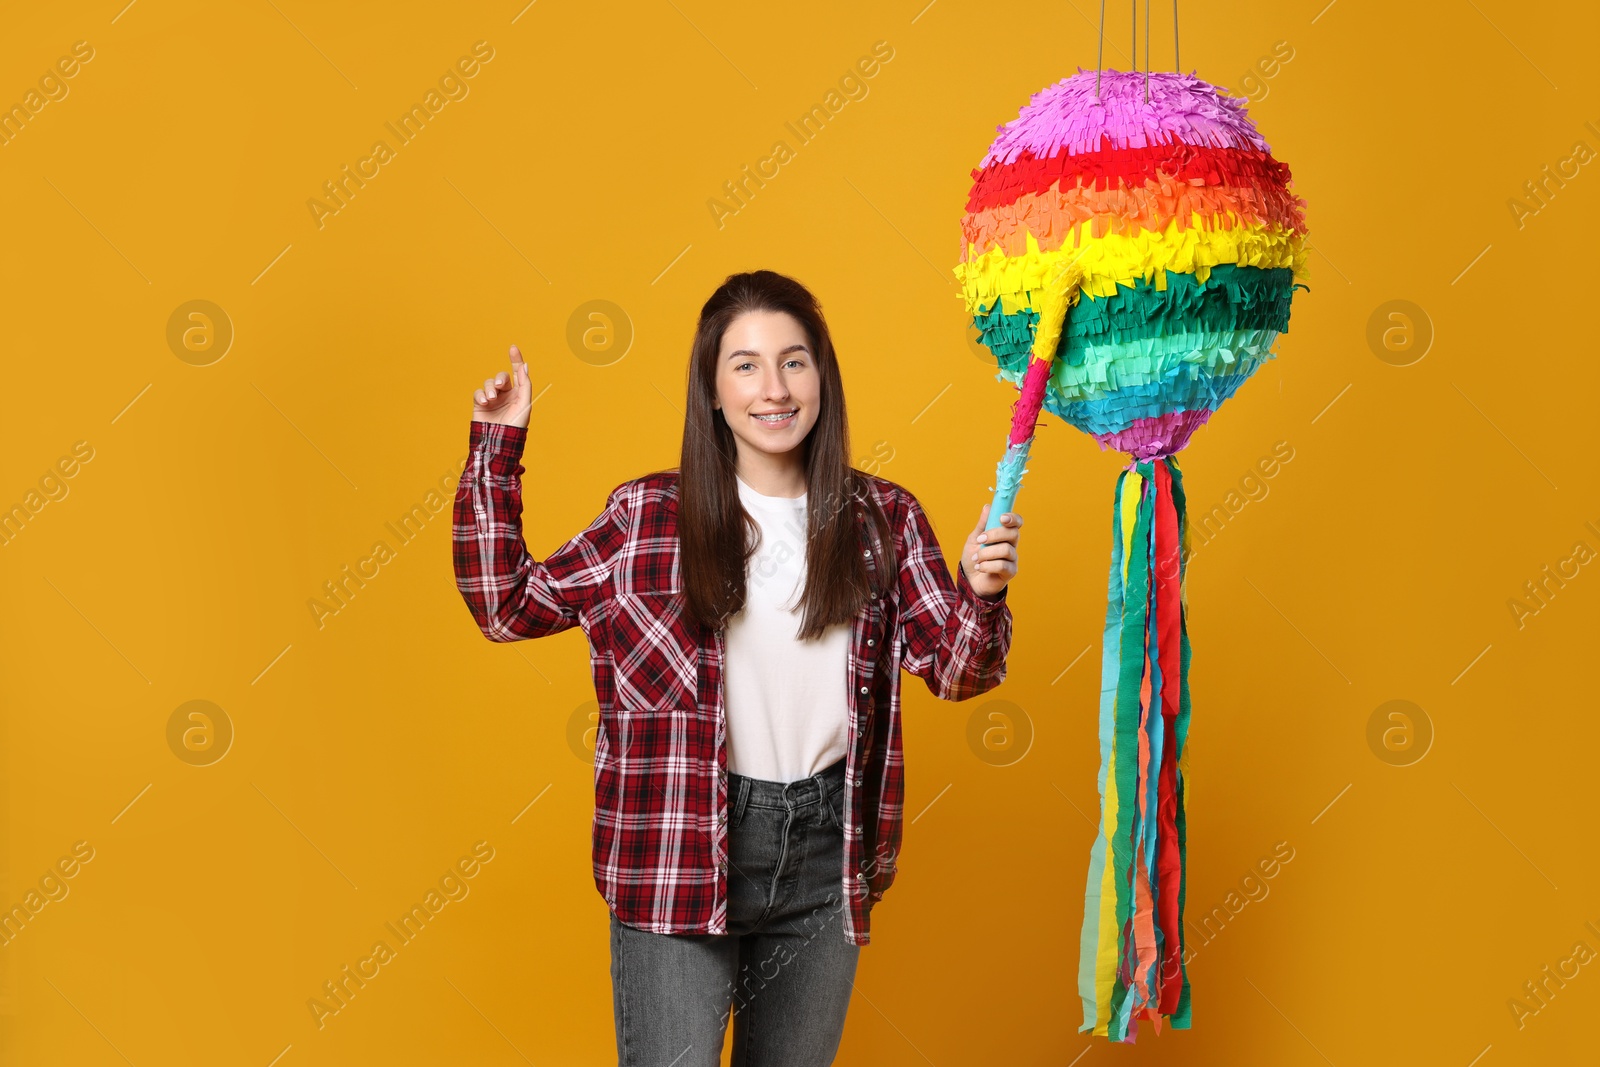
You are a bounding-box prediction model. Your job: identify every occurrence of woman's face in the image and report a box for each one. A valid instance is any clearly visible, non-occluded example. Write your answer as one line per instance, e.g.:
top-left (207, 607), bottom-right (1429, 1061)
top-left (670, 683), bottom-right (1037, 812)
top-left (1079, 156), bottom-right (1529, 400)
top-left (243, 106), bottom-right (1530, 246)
top-left (712, 309), bottom-right (822, 464)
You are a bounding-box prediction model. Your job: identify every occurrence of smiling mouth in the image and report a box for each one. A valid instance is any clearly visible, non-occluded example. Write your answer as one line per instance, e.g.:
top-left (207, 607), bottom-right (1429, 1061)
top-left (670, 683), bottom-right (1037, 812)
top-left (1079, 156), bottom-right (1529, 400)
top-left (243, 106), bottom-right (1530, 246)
top-left (752, 410), bottom-right (798, 425)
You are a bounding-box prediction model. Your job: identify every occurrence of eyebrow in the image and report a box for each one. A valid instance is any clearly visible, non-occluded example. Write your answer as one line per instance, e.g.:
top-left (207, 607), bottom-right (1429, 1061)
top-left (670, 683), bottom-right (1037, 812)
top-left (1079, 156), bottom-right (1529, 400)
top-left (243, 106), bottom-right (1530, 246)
top-left (725, 343), bottom-right (811, 361)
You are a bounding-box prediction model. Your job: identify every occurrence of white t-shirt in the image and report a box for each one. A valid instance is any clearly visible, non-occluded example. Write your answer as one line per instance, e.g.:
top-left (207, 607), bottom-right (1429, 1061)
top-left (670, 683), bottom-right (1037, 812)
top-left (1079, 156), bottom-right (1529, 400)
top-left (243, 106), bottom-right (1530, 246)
top-left (723, 473), bottom-right (851, 783)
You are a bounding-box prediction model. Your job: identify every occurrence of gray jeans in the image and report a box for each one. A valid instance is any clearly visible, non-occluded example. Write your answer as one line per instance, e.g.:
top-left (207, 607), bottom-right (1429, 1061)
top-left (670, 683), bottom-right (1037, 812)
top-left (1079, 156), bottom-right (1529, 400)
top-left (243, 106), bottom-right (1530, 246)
top-left (610, 756), bottom-right (860, 1066)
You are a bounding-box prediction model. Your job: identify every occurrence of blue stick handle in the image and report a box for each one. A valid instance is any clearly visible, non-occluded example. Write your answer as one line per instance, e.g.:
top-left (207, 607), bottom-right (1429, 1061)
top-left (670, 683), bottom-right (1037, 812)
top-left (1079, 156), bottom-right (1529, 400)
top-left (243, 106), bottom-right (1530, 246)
top-left (988, 437), bottom-right (1034, 525)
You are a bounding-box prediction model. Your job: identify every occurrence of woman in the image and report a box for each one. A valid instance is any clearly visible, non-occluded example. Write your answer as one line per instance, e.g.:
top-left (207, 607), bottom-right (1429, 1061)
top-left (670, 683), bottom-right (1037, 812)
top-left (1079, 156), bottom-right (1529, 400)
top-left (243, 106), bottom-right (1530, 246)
top-left (453, 270), bottom-right (1023, 1066)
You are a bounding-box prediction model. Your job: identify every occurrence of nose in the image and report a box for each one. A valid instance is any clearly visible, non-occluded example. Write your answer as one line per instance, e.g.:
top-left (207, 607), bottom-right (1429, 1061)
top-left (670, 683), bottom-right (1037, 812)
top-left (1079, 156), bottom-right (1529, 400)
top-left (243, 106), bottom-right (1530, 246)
top-left (763, 367), bottom-right (789, 401)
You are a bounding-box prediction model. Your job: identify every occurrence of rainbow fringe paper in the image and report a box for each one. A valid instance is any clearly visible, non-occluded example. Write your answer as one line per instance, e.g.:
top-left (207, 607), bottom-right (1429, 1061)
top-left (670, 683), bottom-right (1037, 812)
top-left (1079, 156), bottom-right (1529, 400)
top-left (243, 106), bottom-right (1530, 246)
top-left (1077, 455), bottom-right (1193, 1040)
top-left (954, 69), bottom-right (1309, 1041)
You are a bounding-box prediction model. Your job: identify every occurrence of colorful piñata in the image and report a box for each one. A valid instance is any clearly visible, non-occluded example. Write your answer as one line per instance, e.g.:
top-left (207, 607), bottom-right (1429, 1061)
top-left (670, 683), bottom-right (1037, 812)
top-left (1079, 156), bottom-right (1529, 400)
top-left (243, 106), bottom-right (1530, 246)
top-left (954, 67), bottom-right (1310, 1041)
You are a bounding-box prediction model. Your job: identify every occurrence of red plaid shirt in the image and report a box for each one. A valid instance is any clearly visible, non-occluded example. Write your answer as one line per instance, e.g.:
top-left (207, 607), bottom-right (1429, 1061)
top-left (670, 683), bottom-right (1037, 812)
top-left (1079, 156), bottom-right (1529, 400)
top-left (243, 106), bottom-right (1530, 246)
top-left (452, 420), bottom-right (1012, 945)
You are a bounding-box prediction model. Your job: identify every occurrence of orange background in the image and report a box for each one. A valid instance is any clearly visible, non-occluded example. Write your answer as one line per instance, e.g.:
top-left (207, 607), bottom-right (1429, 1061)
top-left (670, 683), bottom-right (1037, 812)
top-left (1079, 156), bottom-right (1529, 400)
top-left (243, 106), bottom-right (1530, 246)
top-left (3, 1), bottom-right (1597, 1064)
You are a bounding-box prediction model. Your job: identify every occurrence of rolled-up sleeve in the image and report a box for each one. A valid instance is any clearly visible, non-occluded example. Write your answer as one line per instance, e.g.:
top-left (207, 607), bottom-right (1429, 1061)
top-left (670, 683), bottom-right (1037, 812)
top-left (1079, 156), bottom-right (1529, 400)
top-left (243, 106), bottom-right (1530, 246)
top-left (894, 492), bottom-right (1013, 700)
top-left (452, 420), bottom-right (630, 641)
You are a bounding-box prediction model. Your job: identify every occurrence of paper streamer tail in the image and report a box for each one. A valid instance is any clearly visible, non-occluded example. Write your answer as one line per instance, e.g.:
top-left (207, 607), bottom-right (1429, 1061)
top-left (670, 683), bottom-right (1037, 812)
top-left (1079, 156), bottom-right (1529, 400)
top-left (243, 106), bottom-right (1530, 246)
top-left (1077, 455), bottom-right (1193, 1042)
top-left (987, 260), bottom-right (1080, 521)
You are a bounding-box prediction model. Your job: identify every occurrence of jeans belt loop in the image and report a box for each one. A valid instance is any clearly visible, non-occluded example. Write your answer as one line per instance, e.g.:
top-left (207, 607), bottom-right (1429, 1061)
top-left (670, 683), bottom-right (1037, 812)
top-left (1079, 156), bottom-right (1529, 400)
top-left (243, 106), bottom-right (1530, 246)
top-left (813, 769), bottom-right (838, 830)
top-left (732, 775), bottom-right (750, 828)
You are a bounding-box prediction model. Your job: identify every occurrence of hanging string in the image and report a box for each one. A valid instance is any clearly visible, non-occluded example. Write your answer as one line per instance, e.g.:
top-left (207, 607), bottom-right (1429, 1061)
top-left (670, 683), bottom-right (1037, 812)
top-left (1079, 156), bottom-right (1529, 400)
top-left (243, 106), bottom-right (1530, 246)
top-left (1093, 0), bottom-right (1179, 100)
top-left (1095, 0), bottom-right (1106, 97)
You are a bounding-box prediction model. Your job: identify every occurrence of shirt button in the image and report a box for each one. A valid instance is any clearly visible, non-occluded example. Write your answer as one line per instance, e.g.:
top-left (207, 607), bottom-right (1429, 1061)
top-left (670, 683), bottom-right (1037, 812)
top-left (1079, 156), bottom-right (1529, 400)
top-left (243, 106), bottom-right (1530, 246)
top-left (855, 872), bottom-right (867, 880)
top-left (859, 686), bottom-right (868, 695)
top-left (866, 638), bottom-right (874, 647)
top-left (863, 549), bottom-right (871, 558)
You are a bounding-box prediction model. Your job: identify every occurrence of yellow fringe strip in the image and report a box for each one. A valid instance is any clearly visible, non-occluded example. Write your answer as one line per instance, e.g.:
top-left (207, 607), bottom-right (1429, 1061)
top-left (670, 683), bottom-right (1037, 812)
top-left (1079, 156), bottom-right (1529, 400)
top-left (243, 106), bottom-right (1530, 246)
top-left (955, 218), bottom-right (1309, 313)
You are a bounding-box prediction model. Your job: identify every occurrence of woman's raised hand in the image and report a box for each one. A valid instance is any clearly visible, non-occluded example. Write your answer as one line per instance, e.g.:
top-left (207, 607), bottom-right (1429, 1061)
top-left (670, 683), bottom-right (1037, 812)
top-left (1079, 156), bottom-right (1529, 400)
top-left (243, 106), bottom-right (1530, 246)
top-left (472, 344), bottom-right (533, 429)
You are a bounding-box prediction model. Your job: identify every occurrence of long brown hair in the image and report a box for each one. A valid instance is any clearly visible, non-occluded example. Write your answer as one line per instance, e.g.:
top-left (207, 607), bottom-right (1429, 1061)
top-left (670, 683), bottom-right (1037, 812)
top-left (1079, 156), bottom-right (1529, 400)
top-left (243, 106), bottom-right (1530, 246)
top-left (676, 270), bottom-right (897, 638)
